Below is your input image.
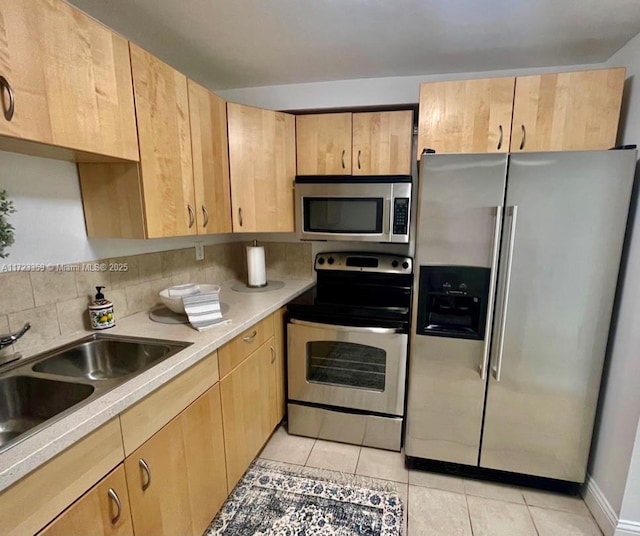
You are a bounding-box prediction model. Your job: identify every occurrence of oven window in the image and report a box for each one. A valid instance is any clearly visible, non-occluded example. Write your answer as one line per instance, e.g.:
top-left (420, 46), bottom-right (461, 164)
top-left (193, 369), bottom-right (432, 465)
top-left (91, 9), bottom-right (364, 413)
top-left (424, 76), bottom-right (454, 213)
top-left (306, 341), bottom-right (386, 391)
top-left (304, 198), bottom-right (383, 234)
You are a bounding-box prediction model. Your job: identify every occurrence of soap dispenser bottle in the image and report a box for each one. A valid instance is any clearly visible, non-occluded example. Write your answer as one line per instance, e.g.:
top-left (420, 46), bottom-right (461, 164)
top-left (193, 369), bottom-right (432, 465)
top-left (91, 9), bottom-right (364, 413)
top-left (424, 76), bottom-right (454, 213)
top-left (88, 286), bottom-right (115, 330)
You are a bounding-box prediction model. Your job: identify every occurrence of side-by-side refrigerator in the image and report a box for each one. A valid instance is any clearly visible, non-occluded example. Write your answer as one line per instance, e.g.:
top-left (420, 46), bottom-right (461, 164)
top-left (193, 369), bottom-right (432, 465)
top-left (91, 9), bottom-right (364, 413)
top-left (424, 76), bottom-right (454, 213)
top-left (405, 150), bottom-right (637, 483)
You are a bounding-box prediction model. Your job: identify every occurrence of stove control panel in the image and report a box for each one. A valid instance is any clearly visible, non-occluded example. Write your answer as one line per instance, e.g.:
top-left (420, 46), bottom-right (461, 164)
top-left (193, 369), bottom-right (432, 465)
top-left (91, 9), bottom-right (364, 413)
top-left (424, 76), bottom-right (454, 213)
top-left (314, 252), bottom-right (413, 274)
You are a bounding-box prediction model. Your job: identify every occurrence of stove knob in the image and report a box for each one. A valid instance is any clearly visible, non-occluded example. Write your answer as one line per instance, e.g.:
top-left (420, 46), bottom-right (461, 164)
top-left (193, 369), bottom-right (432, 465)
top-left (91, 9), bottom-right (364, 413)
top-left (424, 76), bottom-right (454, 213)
top-left (391, 260), bottom-right (399, 268)
top-left (402, 261), bottom-right (409, 269)
top-left (317, 257), bottom-right (325, 265)
top-left (327, 257), bottom-right (335, 265)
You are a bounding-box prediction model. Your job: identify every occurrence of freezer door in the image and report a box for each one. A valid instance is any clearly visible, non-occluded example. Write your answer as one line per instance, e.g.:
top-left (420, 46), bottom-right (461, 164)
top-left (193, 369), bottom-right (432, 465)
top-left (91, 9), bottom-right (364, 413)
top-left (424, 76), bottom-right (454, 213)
top-left (406, 153), bottom-right (507, 464)
top-left (481, 150), bottom-right (637, 482)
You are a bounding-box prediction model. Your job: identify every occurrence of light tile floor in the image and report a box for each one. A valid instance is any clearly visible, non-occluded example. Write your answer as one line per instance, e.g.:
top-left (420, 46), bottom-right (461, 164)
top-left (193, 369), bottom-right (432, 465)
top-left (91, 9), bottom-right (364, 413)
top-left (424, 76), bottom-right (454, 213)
top-left (257, 424), bottom-right (603, 536)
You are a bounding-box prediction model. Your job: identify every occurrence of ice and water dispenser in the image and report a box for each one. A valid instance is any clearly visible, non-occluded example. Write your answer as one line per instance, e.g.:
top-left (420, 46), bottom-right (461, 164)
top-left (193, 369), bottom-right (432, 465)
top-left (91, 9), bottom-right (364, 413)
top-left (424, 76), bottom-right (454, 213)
top-left (416, 266), bottom-right (490, 340)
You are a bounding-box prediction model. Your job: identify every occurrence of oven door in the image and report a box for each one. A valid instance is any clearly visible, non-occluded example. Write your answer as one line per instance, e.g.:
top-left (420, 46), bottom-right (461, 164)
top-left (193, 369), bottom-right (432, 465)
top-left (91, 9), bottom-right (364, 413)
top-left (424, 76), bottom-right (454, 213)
top-left (288, 319), bottom-right (408, 416)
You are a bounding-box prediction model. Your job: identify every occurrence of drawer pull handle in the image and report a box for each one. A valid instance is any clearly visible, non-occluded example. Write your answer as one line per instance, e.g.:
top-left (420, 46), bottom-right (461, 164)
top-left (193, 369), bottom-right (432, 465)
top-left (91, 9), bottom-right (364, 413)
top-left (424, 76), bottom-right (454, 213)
top-left (357, 150), bottom-right (361, 169)
top-left (238, 207), bottom-right (243, 227)
top-left (497, 125), bottom-right (503, 150)
top-left (270, 345), bottom-right (276, 364)
top-left (242, 330), bottom-right (257, 342)
top-left (0, 76), bottom-right (15, 121)
top-left (341, 149), bottom-right (346, 169)
top-left (139, 458), bottom-right (152, 491)
top-left (519, 124), bottom-right (526, 150)
top-left (108, 488), bottom-right (122, 524)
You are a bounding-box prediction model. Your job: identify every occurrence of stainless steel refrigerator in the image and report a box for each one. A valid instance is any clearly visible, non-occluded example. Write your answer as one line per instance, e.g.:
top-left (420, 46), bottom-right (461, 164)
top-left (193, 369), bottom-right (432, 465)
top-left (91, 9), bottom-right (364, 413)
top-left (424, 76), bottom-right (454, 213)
top-left (405, 150), bottom-right (637, 483)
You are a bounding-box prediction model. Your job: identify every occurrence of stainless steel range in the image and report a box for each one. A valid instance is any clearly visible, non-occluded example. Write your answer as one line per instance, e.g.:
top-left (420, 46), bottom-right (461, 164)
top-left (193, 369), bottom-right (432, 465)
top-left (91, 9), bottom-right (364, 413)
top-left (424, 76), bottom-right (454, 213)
top-left (287, 252), bottom-right (412, 451)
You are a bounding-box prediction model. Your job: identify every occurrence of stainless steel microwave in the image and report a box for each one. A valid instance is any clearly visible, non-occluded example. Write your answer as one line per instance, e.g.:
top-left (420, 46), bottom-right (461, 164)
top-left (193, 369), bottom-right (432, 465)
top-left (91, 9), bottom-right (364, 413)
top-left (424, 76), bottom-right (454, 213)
top-left (294, 175), bottom-right (412, 243)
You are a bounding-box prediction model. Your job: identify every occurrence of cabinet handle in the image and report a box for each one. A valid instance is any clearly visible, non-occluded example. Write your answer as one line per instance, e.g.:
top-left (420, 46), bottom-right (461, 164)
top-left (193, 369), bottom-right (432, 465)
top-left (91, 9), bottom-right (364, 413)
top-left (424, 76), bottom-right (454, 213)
top-left (497, 125), bottom-right (503, 150)
top-left (139, 458), bottom-right (152, 491)
top-left (270, 345), bottom-right (276, 364)
top-left (238, 207), bottom-right (243, 227)
top-left (242, 330), bottom-right (257, 342)
top-left (187, 204), bottom-right (195, 228)
top-left (0, 76), bottom-right (15, 121)
top-left (519, 124), bottom-right (526, 150)
top-left (341, 149), bottom-right (346, 169)
top-left (357, 150), bottom-right (361, 169)
top-left (202, 205), bottom-right (209, 227)
top-left (107, 488), bottom-right (122, 524)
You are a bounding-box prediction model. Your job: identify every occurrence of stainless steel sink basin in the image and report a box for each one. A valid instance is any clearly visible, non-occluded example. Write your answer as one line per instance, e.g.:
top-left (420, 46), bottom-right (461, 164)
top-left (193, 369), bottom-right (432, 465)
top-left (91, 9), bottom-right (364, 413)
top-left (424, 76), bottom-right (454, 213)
top-left (0, 333), bottom-right (191, 453)
top-left (0, 376), bottom-right (94, 446)
top-left (33, 338), bottom-right (179, 380)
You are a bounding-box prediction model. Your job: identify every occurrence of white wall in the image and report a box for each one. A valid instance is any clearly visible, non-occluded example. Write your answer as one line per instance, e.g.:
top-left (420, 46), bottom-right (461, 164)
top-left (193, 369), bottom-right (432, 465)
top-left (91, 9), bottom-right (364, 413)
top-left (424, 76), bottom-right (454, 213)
top-left (587, 30), bottom-right (640, 526)
top-left (0, 152), bottom-right (241, 266)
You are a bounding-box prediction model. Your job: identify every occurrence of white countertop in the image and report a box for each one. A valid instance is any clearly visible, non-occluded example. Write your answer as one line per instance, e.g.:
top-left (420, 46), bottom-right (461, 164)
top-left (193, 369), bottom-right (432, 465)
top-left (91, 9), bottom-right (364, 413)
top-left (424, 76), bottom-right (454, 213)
top-left (0, 278), bottom-right (313, 493)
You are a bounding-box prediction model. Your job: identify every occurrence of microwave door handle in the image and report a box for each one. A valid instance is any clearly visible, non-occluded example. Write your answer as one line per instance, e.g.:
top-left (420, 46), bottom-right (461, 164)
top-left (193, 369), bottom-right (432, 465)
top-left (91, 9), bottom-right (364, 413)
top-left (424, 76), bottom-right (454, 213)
top-left (290, 318), bottom-right (402, 335)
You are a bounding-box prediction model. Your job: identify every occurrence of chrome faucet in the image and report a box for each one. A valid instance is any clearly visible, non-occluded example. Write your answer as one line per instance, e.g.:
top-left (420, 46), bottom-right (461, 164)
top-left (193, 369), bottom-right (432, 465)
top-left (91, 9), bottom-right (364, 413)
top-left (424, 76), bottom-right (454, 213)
top-left (0, 322), bottom-right (31, 367)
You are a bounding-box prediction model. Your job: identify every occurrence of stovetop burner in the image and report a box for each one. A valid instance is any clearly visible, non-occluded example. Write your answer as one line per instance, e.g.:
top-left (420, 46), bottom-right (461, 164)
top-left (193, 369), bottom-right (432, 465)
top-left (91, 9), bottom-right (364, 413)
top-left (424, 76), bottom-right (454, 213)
top-left (287, 252), bottom-right (414, 331)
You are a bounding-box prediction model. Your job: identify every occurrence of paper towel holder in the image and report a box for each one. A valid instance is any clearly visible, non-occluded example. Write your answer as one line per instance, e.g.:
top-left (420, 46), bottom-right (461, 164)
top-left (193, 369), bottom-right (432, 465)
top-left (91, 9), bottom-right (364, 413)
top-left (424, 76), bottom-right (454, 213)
top-left (247, 239), bottom-right (268, 288)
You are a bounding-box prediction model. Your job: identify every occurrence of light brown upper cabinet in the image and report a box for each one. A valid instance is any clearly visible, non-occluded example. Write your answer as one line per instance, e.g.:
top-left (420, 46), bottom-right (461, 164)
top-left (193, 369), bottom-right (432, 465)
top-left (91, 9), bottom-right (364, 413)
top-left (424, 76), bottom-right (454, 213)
top-left (510, 68), bottom-right (625, 152)
top-left (188, 80), bottom-right (232, 234)
top-left (417, 68), bottom-right (625, 156)
top-left (79, 48), bottom-right (232, 239)
top-left (417, 77), bottom-right (516, 156)
top-left (296, 113), bottom-right (353, 175)
top-left (297, 111), bottom-right (414, 175)
top-left (227, 103), bottom-right (296, 232)
top-left (352, 111), bottom-right (414, 174)
top-left (0, 0), bottom-right (138, 162)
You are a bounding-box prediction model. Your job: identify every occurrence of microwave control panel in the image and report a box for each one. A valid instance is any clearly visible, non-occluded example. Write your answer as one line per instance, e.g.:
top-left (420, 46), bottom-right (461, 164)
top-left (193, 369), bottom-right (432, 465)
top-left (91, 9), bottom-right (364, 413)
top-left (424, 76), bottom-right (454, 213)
top-left (393, 198), bottom-right (410, 235)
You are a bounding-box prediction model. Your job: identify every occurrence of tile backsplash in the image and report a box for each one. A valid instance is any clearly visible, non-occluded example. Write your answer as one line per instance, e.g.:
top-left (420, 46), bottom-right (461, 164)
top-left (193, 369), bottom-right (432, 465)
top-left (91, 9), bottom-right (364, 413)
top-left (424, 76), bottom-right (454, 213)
top-left (0, 241), bottom-right (312, 355)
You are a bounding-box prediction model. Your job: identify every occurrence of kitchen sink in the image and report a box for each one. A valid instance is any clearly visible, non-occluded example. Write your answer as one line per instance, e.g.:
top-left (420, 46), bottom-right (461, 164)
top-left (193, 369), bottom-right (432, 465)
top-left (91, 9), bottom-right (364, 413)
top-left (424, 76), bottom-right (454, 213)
top-left (0, 333), bottom-right (191, 452)
top-left (0, 376), bottom-right (94, 447)
top-left (32, 338), bottom-right (180, 380)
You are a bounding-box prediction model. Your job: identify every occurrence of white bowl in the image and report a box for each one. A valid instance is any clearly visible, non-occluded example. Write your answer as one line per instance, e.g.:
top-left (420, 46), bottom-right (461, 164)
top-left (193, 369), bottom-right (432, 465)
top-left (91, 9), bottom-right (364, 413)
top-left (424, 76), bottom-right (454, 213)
top-left (159, 284), bottom-right (221, 314)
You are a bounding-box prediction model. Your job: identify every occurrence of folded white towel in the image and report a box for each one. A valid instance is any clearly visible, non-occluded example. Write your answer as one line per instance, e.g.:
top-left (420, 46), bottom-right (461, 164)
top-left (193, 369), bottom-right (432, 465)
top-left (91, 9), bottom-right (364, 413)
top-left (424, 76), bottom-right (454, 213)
top-left (182, 291), bottom-right (229, 331)
top-left (167, 283), bottom-right (199, 297)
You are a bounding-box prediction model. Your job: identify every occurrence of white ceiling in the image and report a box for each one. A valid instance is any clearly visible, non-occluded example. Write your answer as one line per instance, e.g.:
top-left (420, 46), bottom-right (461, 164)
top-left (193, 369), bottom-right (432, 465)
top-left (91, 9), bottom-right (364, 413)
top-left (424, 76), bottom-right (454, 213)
top-left (68, 0), bottom-right (640, 91)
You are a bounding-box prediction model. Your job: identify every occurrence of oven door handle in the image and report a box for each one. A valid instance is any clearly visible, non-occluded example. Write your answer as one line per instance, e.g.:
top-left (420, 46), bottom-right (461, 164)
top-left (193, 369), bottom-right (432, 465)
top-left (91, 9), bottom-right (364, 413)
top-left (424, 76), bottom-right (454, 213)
top-left (290, 318), bottom-right (404, 335)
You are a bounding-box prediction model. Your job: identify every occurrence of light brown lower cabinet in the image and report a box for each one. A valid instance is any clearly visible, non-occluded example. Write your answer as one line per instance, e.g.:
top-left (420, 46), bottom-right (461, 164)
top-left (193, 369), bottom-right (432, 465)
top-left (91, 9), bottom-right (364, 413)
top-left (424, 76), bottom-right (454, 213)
top-left (39, 465), bottom-right (133, 536)
top-left (220, 336), bottom-right (279, 490)
top-left (124, 383), bottom-right (227, 536)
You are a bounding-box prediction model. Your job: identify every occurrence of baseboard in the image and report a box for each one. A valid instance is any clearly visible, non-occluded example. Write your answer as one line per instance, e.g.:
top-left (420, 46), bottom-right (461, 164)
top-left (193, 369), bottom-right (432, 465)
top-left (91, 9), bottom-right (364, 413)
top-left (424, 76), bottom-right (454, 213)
top-left (583, 475), bottom-right (618, 536)
top-left (615, 520), bottom-right (640, 536)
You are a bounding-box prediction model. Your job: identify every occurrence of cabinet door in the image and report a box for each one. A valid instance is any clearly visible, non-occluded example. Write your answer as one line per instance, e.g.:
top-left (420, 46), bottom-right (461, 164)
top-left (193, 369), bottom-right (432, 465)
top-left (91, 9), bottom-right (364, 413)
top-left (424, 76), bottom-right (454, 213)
top-left (130, 43), bottom-right (196, 238)
top-left (188, 80), bottom-right (232, 234)
top-left (353, 111), bottom-right (413, 175)
top-left (39, 465), bottom-right (133, 536)
top-left (418, 78), bottom-right (515, 155)
top-left (220, 338), bottom-right (278, 490)
top-left (510, 68), bottom-right (625, 152)
top-left (227, 103), bottom-right (295, 232)
top-left (296, 113), bottom-right (352, 174)
top-left (125, 384), bottom-right (227, 536)
top-left (0, 0), bottom-right (138, 161)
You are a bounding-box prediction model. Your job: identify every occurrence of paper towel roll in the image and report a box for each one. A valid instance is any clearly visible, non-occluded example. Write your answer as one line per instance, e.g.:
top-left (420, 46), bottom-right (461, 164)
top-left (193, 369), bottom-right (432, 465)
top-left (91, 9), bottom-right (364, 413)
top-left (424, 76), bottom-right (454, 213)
top-left (246, 243), bottom-right (267, 287)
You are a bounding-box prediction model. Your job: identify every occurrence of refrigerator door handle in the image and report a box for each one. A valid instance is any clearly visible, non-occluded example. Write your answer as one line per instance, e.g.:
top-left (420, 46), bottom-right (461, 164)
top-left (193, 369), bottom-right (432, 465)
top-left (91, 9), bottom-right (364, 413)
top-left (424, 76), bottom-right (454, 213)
top-left (493, 205), bottom-right (518, 381)
top-left (479, 205), bottom-right (503, 379)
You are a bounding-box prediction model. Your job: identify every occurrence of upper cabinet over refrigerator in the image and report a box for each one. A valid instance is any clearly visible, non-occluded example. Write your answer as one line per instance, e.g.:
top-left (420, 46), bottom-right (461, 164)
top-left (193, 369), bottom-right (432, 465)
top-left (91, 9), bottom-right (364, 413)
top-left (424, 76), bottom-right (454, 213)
top-left (406, 150), bottom-right (637, 484)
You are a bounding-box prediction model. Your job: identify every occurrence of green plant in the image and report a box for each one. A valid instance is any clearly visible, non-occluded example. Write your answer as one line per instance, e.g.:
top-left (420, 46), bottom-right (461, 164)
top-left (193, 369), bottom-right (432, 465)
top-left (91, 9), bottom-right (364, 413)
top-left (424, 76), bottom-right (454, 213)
top-left (0, 190), bottom-right (16, 259)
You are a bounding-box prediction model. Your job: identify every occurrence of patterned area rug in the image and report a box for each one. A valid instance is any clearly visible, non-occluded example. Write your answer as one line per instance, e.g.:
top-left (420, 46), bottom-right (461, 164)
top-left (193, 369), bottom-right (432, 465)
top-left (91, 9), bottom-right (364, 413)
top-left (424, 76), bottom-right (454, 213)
top-left (204, 459), bottom-right (404, 535)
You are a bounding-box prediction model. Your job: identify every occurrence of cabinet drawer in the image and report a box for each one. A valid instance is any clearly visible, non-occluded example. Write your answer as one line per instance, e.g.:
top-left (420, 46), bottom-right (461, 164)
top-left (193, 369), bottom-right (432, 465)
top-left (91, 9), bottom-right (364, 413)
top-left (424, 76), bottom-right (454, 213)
top-left (218, 315), bottom-right (275, 377)
top-left (119, 351), bottom-right (218, 455)
top-left (0, 419), bottom-right (124, 536)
